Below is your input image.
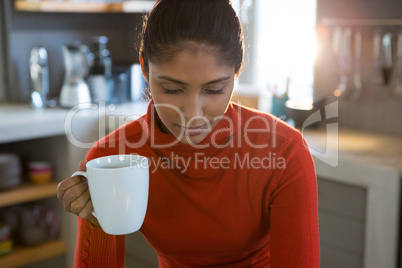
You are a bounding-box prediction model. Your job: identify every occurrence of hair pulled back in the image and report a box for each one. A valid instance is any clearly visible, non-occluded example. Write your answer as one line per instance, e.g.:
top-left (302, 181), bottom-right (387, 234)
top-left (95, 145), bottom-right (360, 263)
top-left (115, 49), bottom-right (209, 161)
top-left (140, 0), bottom-right (244, 77)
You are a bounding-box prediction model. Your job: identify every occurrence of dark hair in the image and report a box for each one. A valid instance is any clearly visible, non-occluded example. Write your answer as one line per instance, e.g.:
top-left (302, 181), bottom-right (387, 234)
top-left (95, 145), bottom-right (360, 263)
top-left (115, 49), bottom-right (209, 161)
top-left (140, 0), bottom-right (244, 77)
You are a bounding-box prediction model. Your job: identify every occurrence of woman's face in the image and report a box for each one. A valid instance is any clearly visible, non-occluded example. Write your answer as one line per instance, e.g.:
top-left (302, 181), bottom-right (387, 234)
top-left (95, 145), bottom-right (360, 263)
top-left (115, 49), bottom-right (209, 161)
top-left (144, 47), bottom-right (236, 145)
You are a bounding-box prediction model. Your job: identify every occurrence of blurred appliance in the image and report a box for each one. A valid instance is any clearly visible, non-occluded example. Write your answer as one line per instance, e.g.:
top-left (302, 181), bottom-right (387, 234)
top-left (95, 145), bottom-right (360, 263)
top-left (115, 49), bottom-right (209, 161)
top-left (107, 63), bottom-right (148, 104)
top-left (59, 42), bottom-right (93, 108)
top-left (382, 32), bottom-right (393, 85)
top-left (393, 32), bottom-right (402, 97)
top-left (111, 64), bottom-right (131, 103)
top-left (87, 36), bottom-right (113, 104)
top-left (29, 47), bottom-right (49, 109)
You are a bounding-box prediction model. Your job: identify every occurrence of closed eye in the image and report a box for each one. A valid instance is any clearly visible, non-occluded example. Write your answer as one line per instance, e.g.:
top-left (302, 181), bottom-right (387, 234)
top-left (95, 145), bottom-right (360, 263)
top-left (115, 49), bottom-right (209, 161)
top-left (163, 88), bottom-right (183, 94)
top-left (163, 88), bottom-right (224, 95)
top-left (204, 88), bottom-right (224, 94)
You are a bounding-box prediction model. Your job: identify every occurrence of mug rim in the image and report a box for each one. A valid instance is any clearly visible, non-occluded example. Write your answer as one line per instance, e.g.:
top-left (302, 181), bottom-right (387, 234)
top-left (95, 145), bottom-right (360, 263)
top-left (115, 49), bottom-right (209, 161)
top-left (86, 154), bottom-right (149, 170)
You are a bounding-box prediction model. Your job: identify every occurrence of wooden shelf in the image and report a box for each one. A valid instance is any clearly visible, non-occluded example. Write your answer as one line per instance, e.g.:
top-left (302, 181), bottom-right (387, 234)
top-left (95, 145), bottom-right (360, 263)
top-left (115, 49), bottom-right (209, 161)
top-left (0, 240), bottom-right (67, 267)
top-left (14, 0), bottom-right (155, 13)
top-left (0, 182), bottom-right (59, 208)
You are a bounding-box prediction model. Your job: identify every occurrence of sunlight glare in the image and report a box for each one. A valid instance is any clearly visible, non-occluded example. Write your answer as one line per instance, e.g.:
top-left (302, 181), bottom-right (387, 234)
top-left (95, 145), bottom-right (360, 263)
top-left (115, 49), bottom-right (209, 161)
top-left (256, 0), bottom-right (317, 100)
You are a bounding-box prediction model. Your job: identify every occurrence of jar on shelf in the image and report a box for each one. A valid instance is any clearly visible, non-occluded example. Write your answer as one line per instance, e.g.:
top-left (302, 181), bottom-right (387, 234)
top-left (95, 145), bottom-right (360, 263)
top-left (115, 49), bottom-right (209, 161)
top-left (27, 161), bottom-right (53, 184)
top-left (0, 222), bottom-right (13, 257)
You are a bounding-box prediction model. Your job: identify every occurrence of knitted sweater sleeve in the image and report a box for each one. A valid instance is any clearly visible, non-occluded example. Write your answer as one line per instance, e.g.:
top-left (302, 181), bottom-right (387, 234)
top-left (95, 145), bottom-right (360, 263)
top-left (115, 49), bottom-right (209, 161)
top-left (74, 217), bottom-right (125, 268)
top-left (269, 132), bottom-right (320, 267)
top-left (73, 146), bottom-right (126, 268)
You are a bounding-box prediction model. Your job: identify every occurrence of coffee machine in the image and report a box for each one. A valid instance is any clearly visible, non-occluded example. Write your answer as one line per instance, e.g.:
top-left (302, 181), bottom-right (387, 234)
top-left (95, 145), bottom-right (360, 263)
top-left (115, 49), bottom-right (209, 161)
top-left (59, 42), bottom-right (93, 108)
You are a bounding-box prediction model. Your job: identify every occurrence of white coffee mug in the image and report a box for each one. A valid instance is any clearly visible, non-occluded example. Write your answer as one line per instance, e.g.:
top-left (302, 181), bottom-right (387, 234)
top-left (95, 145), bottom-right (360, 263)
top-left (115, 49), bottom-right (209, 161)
top-left (72, 154), bottom-right (149, 235)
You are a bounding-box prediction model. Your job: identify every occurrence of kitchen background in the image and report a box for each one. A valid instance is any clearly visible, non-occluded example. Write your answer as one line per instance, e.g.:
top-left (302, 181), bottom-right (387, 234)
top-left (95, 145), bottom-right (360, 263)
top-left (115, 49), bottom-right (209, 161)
top-left (0, 0), bottom-right (145, 104)
top-left (0, 0), bottom-right (402, 268)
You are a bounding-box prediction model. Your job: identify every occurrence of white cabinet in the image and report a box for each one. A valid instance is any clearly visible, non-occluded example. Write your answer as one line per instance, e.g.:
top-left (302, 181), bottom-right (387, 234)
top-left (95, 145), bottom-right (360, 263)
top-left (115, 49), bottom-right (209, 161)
top-left (304, 128), bottom-right (402, 268)
top-left (316, 160), bottom-right (400, 268)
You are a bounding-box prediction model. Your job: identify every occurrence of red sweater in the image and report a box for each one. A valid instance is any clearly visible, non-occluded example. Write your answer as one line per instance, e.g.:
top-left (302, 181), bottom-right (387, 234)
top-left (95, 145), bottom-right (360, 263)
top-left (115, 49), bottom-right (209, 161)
top-left (74, 100), bottom-right (320, 268)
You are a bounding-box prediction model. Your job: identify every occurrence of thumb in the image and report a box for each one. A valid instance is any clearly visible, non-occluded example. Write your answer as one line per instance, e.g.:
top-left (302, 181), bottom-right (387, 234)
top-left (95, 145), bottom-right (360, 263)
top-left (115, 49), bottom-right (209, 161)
top-left (78, 160), bottom-right (87, 171)
top-left (77, 160), bottom-right (88, 183)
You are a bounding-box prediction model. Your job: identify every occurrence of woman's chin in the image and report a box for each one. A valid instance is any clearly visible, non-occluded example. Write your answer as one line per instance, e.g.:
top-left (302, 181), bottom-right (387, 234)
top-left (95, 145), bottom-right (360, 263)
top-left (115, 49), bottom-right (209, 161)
top-left (175, 132), bottom-right (208, 145)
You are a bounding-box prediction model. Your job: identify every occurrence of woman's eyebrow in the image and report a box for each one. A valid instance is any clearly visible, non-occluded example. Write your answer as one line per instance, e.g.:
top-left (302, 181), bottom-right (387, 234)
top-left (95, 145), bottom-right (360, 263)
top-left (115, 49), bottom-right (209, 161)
top-left (157, 76), bottom-right (187, 85)
top-left (202, 76), bottom-right (231, 86)
top-left (157, 75), bottom-right (231, 86)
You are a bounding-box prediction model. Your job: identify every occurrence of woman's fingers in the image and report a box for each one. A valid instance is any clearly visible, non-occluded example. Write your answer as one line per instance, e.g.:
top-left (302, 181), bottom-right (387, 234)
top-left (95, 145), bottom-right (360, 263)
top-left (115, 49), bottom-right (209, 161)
top-left (78, 196), bottom-right (94, 219)
top-left (56, 160), bottom-right (100, 227)
top-left (57, 160), bottom-right (87, 202)
top-left (57, 160), bottom-right (88, 202)
top-left (62, 182), bottom-right (89, 213)
top-left (74, 193), bottom-right (101, 228)
top-left (71, 190), bottom-right (92, 218)
top-left (57, 175), bottom-right (84, 202)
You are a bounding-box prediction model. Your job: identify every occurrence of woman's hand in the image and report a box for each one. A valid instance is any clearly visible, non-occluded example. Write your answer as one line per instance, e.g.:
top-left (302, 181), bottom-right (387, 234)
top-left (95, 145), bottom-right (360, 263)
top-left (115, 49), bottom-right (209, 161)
top-left (57, 160), bottom-right (100, 228)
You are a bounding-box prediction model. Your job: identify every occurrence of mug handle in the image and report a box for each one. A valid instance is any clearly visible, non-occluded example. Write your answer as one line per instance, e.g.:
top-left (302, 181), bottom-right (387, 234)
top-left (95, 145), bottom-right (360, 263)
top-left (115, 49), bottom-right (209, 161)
top-left (71, 171), bottom-right (97, 218)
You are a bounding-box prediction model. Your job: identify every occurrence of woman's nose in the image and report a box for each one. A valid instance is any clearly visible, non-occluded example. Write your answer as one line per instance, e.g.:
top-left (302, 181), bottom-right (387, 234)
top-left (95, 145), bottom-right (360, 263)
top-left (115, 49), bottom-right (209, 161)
top-left (183, 96), bottom-right (204, 122)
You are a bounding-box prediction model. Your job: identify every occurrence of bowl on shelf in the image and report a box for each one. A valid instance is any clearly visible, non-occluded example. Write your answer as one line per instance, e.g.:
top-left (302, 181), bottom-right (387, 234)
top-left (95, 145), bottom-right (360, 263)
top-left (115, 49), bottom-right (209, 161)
top-left (18, 224), bottom-right (46, 247)
top-left (0, 154), bottom-right (22, 191)
top-left (27, 162), bottom-right (53, 184)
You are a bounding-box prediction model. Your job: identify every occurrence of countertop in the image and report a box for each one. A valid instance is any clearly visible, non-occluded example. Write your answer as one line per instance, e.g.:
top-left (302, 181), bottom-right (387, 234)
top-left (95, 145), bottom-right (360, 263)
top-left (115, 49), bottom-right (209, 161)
top-left (303, 127), bottom-right (402, 175)
top-left (0, 101), bottom-right (149, 144)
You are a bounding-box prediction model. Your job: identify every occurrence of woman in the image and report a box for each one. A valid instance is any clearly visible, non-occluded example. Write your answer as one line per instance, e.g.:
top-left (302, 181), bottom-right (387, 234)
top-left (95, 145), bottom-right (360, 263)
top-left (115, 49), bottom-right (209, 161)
top-left (57, 0), bottom-right (320, 267)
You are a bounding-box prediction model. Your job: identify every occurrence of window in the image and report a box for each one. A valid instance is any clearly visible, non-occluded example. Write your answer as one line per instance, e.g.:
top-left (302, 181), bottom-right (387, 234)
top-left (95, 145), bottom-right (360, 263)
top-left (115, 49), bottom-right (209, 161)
top-left (236, 0), bottom-right (317, 101)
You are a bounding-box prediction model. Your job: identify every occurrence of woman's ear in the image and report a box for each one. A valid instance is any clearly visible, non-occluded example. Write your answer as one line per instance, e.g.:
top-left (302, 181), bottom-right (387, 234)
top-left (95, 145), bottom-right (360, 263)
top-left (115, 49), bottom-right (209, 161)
top-left (139, 56), bottom-right (149, 84)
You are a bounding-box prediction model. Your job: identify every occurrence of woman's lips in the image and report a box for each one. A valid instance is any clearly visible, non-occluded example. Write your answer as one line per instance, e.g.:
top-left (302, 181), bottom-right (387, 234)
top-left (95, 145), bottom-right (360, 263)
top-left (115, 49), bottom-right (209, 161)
top-left (179, 124), bottom-right (207, 136)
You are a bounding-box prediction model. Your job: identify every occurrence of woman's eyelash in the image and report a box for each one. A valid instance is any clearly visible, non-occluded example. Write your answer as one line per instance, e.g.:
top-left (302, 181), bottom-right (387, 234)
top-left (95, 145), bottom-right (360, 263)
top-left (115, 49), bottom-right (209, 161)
top-left (163, 88), bottom-right (182, 94)
top-left (162, 87), bottom-right (224, 95)
top-left (206, 88), bottom-right (224, 94)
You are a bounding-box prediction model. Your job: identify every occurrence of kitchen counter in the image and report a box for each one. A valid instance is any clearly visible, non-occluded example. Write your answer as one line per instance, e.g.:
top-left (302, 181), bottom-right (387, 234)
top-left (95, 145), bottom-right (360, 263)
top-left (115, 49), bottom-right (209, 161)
top-left (303, 127), bottom-right (402, 175)
top-left (0, 104), bottom-right (70, 143)
top-left (0, 101), bottom-right (149, 144)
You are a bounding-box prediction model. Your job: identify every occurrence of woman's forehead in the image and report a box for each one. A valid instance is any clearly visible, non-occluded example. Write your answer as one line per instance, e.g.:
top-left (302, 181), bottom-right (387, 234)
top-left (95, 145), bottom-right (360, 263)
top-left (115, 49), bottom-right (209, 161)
top-left (148, 45), bottom-right (235, 73)
top-left (149, 50), bottom-right (235, 76)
